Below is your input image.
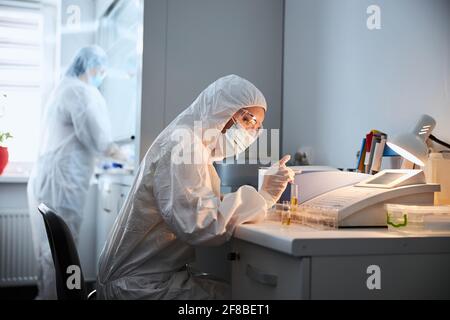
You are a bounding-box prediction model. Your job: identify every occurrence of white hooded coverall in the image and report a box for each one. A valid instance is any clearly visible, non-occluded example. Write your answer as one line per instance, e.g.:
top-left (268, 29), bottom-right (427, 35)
top-left (97, 75), bottom-right (270, 300)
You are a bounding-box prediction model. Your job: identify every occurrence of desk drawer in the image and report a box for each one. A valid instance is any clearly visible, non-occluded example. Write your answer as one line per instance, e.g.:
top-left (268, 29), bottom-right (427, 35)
top-left (230, 239), bottom-right (310, 300)
top-left (311, 254), bottom-right (450, 300)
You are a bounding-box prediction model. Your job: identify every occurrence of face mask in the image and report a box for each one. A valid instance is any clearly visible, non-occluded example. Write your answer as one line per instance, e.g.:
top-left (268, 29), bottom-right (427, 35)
top-left (213, 120), bottom-right (259, 160)
top-left (89, 74), bottom-right (105, 88)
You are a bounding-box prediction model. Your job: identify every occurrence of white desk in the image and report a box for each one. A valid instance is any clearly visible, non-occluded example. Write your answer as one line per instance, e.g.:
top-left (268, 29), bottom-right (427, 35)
top-left (231, 221), bottom-right (450, 300)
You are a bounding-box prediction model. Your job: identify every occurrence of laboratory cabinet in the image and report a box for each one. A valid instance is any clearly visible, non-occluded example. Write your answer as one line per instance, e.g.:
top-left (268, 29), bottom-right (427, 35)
top-left (230, 222), bottom-right (450, 300)
top-left (96, 174), bottom-right (133, 266)
top-left (231, 239), bottom-right (310, 300)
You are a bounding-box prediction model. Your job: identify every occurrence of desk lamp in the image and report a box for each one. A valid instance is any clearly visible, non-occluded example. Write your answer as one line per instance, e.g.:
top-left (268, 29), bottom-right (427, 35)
top-left (387, 114), bottom-right (450, 166)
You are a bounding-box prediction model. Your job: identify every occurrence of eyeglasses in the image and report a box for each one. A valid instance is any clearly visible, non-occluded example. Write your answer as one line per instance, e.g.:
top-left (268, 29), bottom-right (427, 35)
top-left (234, 109), bottom-right (263, 131)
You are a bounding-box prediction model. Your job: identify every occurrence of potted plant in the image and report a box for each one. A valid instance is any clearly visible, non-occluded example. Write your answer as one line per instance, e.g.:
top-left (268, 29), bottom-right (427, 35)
top-left (0, 132), bottom-right (12, 175)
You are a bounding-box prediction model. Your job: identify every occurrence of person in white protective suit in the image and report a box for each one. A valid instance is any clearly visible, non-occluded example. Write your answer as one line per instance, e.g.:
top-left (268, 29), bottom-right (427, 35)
top-left (27, 45), bottom-right (124, 300)
top-left (97, 75), bottom-right (294, 300)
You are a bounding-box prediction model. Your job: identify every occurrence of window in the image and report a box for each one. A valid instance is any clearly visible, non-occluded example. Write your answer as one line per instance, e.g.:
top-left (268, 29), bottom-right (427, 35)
top-left (0, 2), bottom-right (57, 167)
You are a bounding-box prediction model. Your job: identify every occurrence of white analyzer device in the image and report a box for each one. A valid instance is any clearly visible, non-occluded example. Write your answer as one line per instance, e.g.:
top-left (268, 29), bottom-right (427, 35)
top-left (299, 170), bottom-right (440, 228)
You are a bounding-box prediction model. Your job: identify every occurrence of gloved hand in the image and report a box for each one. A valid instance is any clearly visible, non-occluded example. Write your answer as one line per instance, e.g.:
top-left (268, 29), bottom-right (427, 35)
top-left (259, 155), bottom-right (295, 208)
top-left (106, 144), bottom-right (128, 162)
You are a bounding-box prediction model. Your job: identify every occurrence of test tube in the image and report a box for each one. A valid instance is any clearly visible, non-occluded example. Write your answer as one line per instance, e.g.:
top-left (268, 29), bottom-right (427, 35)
top-left (291, 184), bottom-right (299, 207)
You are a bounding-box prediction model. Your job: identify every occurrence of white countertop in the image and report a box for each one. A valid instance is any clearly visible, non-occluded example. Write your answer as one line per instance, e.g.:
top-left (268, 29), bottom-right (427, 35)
top-left (234, 221), bottom-right (450, 257)
top-left (0, 175), bottom-right (29, 183)
top-left (0, 170), bottom-right (135, 184)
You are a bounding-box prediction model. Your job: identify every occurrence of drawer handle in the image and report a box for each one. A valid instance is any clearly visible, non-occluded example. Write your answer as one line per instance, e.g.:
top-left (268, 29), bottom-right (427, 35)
top-left (103, 208), bottom-right (112, 213)
top-left (246, 264), bottom-right (278, 287)
top-left (227, 252), bottom-right (240, 261)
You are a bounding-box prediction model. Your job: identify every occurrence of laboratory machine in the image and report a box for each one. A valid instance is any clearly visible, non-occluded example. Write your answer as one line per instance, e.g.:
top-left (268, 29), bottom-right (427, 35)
top-left (259, 168), bottom-right (440, 228)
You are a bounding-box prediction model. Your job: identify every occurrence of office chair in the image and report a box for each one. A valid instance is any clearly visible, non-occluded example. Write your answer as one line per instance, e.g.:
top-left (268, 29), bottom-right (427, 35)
top-left (38, 203), bottom-right (96, 300)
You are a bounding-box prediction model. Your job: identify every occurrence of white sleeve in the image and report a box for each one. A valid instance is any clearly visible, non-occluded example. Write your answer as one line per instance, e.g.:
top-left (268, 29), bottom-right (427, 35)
top-left (68, 86), bottom-right (114, 155)
top-left (153, 141), bottom-right (267, 247)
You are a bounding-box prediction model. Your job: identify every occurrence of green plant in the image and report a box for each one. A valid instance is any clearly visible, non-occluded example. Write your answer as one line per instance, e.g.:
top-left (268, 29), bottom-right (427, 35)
top-left (0, 132), bottom-right (13, 147)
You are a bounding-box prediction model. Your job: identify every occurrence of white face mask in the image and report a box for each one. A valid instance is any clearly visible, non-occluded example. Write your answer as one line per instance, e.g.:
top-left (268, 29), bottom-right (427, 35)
top-left (213, 120), bottom-right (259, 160)
top-left (89, 74), bottom-right (105, 88)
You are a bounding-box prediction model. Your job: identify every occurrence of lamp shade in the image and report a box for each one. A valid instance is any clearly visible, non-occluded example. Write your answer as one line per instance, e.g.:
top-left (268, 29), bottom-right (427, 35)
top-left (387, 114), bottom-right (436, 167)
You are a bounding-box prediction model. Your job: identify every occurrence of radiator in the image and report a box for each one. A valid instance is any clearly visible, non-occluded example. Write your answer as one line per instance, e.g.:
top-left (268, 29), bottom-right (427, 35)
top-left (0, 209), bottom-right (38, 286)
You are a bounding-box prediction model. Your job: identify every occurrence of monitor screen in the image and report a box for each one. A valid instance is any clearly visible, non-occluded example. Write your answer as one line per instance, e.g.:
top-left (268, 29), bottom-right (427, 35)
top-left (366, 172), bottom-right (405, 185)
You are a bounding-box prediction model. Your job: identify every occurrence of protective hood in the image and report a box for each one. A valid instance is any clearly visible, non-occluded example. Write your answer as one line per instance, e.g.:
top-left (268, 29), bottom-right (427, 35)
top-left (147, 75), bottom-right (267, 161)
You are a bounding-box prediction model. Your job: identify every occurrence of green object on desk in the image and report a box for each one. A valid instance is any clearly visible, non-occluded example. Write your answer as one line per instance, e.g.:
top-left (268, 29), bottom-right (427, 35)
top-left (387, 213), bottom-right (408, 228)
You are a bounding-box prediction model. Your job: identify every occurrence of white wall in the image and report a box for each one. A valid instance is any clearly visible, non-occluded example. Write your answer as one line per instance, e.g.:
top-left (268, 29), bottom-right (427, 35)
top-left (139, 0), bottom-right (284, 159)
top-left (283, 0), bottom-right (450, 168)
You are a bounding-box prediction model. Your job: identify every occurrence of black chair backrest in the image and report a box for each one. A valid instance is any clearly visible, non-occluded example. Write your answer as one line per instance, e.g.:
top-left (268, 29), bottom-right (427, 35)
top-left (38, 203), bottom-right (87, 300)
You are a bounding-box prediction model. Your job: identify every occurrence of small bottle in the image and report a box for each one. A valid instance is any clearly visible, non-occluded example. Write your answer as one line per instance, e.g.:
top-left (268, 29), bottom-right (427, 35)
top-left (281, 201), bottom-right (291, 226)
